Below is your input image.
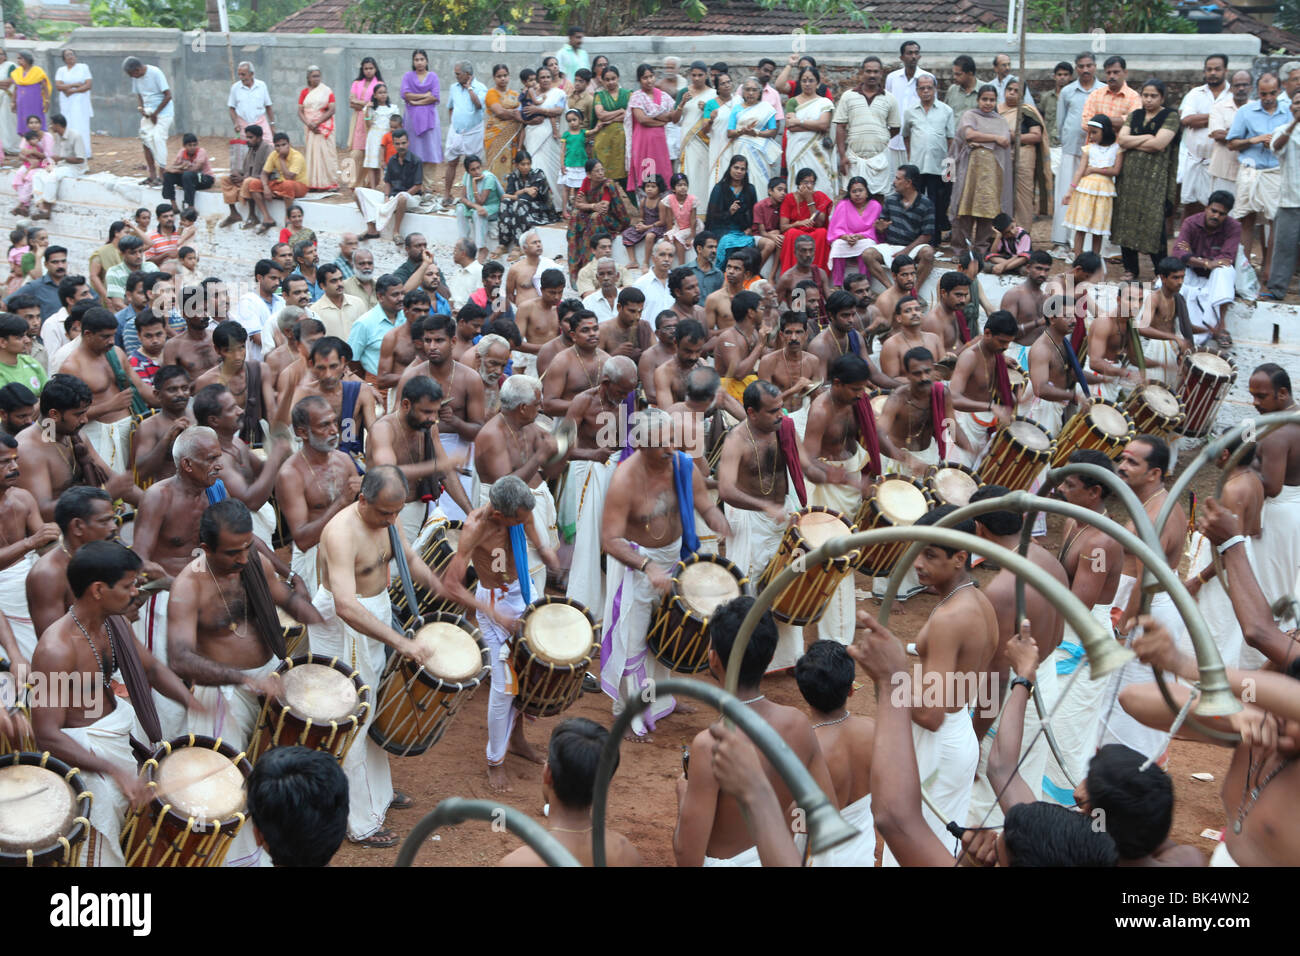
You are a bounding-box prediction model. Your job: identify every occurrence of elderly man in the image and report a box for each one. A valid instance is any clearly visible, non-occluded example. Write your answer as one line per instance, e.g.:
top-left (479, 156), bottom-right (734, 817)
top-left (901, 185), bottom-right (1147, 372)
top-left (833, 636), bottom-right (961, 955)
top-left (834, 56), bottom-right (900, 196)
top-left (332, 233), bottom-right (359, 279)
top-left (356, 128), bottom-right (423, 243)
top-left (446, 238), bottom-right (483, 309)
top-left (885, 40), bottom-right (934, 173)
top-left (901, 74), bottom-right (953, 238)
top-left (633, 240), bottom-right (676, 322)
top-left (123, 57), bottom-right (173, 187)
top-left (1080, 55), bottom-right (1140, 133)
top-left (443, 62), bottom-right (487, 204)
top-left (1052, 52), bottom-right (1100, 254)
top-left (1179, 54), bottom-right (1231, 214)
top-left (218, 124), bottom-right (273, 230)
top-left (1227, 73), bottom-right (1288, 276)
top-left (991, 53), bottom-right (1035, 108)
top-left (29, 113), bottom-right (86, 221)
top-left (228, 60), bottom-right (274, 138)
top-left (1209, 71), bottom-right (1252, 198)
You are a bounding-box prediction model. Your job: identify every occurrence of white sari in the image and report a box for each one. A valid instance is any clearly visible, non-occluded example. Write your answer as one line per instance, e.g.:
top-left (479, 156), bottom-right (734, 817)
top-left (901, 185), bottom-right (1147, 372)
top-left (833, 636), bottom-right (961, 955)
top-left (785, 95), bottom-right (837, 196)
top-left (55, 63), bottom-right (93, 160)
top-left (727, 100), bottom-right (781, 195)
top-left (0, 62), bottom-right (16, 154)
top-left (524, 86), bottom-right (566, 212)
top-left (679, 88), bottom-right (716, 208)
top-left (707, 94), bottom-right (742, 190)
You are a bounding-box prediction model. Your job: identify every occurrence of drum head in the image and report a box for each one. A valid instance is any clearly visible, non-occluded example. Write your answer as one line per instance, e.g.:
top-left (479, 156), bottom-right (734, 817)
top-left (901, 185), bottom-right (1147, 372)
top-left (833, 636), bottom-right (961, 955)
top-left (1140, 385), bottom-right (1180, 417)
top-left (1090, 403), bottom-right (1130, 437)
top-left (798, 510), bottom-right (853, 547)
top-left (156, 747), bottom-right (246, 821)
top-left (877, 479), bottom-right (928, 523)
top-left (276, 606), bottom-right (301, 631)
top-left (1190, 351), bottom-right (1233, 376)
top-left (679, 561), bottom-right (742, 616)
top-left (0, 764), bottom-right (75, 853)
top-left (282, 663), bottom-right (358, 722)
top-left (1007, 420), bottom-right (1051, 450)
top-left (413, 621), bottom-right (482, 682)
top-left (932, 468), bottom-right (979, 507)
top-left (1008, 368), bottom-right (1026, 388)
top-left (524, 603), bottom-right (594, 665)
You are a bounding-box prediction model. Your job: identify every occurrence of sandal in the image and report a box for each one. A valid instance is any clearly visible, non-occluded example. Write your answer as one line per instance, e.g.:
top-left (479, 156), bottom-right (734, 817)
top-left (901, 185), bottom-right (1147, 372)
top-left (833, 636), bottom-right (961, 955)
top-left (1257, 291), bottom-right (1283, 302)
top-left (389, 790), bottom-right (415, 811)
top-left (352, 827), bottom-right (399, 849)
top-left (359, 231), bottom-right (382, 240)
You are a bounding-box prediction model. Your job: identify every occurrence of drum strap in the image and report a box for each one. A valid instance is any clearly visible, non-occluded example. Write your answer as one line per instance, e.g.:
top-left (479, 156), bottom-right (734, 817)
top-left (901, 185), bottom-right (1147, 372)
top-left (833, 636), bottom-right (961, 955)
top-left (205, 478), bottom-right (229, 505)
top-left (242, 558), bottom-right (287, 659)
top-left (777, 415), bottom-right (808, 507)
top-left (509, 524), bottom-right (532, 604)
top-left (672, 451), bottom-right (700, 559)
top-left (930, 383), bottom-right (948, 460)
top-left (71, 434), bottom-right (110, 489)
top-left (107, 614), bottom-right (162, 745)
top-left (992, 352), bottom-right (1014, 409)
top-left (618, 390), bottom-right (637, 463)
top-left (389, 525), bottom-right (421, 629)
top-left (1172, 292), bottom-right (1196, 342)
top-left (414, 429), bottom-right (443, 503)
top-left (852, 394), bottom-right (883, 477)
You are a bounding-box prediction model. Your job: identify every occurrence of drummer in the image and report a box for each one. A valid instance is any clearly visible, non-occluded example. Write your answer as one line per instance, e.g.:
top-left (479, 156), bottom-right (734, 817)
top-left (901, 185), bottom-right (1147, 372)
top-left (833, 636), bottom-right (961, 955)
top-left (129, 365), bottom-right (193, 487)
top-left (167, 499), bottom-right (322, 757)
top-left (1249, 363), bottom-right (1300, 631)
top-left (1136, 257), bottom-right (1195, 390)
top-left (542, 311), bottom-right (611, 419)
top-left (716, 380), bottom-right (857, 672)
top-left (535, 305), bottom-right (578, 381)
top-left (715, 291), bottom-right (771, 405)
top-left (756, 313), bottom-right (820, 420)
top-left (474, 376), bottom-right (564, 598)
top-left (652, 320), bottom-right (714, 410)
top-left (599, 407), bottom-right (730, 738)
top-left (802, 354), bottom-right (881, 644)
top-left (947, 311), bottom-right (1019, 468)
top-left (998, 250), bottom-right (1053, 370)
top-left (665, 366), bottom-right (731, 555)
top-left (876, 347), bottom-right (969, 478)
top-left (27, 486), bottom-right (127, 640)
top-left (0, 434), bottom-right (59, 662)
top-left (277, 396), bottom-right (364, 596)
top-left (878, 298), bottom-right (944, 381)
top-left (283, 337), bottom-right (379, 459)
top-left (809, 291), bottom-right (885, 383)
top-left (639, 311), bottom-right (679, 406)
top-left (1086, 281), bottom-right (1147, 404)
top-left (921, 272), bottom-right (977, 359)
top-left (1026, 294), bottom-right (1102, 439)
top-left (31, 540), bottom-right (200, 866)
top-left (439, 475), bottom-right (562, 792)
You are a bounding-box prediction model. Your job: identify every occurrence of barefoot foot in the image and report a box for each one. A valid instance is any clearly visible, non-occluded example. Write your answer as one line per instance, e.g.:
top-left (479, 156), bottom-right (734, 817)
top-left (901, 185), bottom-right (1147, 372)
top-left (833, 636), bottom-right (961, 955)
top-left (487, 764), bottom-right (513, 792)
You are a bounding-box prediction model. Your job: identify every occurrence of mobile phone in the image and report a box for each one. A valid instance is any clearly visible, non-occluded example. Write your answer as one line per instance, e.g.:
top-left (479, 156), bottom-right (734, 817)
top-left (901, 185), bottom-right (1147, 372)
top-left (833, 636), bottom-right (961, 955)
top-left (681, 745), bottom-right (690, 779)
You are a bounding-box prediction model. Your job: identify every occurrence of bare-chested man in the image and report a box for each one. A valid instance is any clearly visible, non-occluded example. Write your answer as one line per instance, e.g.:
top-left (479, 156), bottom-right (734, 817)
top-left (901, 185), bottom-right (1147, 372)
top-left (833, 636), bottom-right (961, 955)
top-left (639, 310), bottom-right (679, 404)
top-left (1026, 295), bottom-right (1101, 438)
top-left (283, 337), bottom-right (378, 460)
top-left (129, 365), bottom-right (192, 487)
top-left (543, 311), bottom-right (609, 419)
top-left (809, 291), bottom-right (894, 388)
top-left (668, 268), bottom-right (707, 328)
top-left (793, 640), bottom-right (876, 865)
top-left (774, 235), bottom-right (832, 307)
top-left (162, 299), bottom-right (219, 380)
top-left (757, 312), bottom-right (820, 414)
top-left (703, 251), bottom-right (745, 336)
top-left (715, 291), bottom-right (772, 406)
top-left (999, 250), bottom-right (1054, 369)
top-left (947, 310), bottom-right (1018, 467)
top-left (27, 485), bottom-right (121, 640)
top-left (1137, 257), bottom-right (1194, 389)
top-left (31, 541), bottom-right (200, 865)
top-left (1247, 363), bottom-right (1300, 630)
top-left (665, 366), bottom-right (740, 555)
top-left (674, 595), bottom-right (836, 866)
top-left (921, 271), bottom-right (977, 359)
top-left (0, 434), bottom-right (58, 661)
top-left (596, 288), bottom-right (652, 366)
top-left (440, 474), bottom-right (561, 791)
top-left (600, 407), bottom-right (730, 737)
top-left (869, 255), bottom-right (918, 334)
top-left (877, 347), bottom-right (967, 478)
top-left (60, 307), bottom-right (159, 474)
top-left (376, 289), bottom-right (432, 392)
top-left (514, 267), bottom-right (565, 379)
top-left (1087, 280), bottom-right (1147, 404)
top-left (965, 485), bottom-right (1067, 824)
top-left (505, 230), bottom-right (545, 310)
top-left (535, 305), bottom-right (576, 380)
top-left (717, 379), bottom-right (857, 672)
top-left (879, 297), bottom-right (944, 381)
top-left (652, 320), bottom-right (710, 409)
top-left (273, 317), bottom-right (326, 398)
top-left (261, 306), bottom-right (307, 389)
top-left (452, 302), bottom-right (488, 365)
top-left (192, 321), bottom-right (276, 447)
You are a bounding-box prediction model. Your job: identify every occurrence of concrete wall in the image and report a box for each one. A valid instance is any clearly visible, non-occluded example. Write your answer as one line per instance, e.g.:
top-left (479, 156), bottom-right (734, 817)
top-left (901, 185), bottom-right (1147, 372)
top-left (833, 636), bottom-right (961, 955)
top-left (18, 27), bottom-right (1263, 141)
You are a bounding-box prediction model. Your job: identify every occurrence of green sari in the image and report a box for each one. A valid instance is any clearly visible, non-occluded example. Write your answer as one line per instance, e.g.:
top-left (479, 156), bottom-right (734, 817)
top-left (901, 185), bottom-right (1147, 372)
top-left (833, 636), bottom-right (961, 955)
top-left (594, 87), bottom-right (630, 181)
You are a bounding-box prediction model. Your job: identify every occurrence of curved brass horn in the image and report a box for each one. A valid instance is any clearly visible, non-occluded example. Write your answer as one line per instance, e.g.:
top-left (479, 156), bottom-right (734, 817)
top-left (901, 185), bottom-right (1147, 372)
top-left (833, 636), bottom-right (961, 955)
top-left (394, 798), bottom-right (581, 867)
top-left (590, 679), bottom-right (860, 866)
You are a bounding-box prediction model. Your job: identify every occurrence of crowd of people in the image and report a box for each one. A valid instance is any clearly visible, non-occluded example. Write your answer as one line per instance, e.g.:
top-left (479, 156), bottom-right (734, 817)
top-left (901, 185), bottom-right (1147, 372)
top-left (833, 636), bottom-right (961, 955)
top-left (0, 33), bottom-right (1296, 871)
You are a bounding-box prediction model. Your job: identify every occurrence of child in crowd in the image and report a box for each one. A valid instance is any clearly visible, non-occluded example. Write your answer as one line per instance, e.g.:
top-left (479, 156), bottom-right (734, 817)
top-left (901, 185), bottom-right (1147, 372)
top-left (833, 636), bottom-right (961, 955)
top-left (752, 175), bottom-right (787, 270)
top-left (11, 128), bottom-right (51, 215)
top-left (559, 109), bottom-right (588, 216)
top-left (5, 227), bottom-right (29, 296)
top-left (363, 83), bottom-right (400, 190)
top-left (985, 212), bottom-right (1031, 276)
top-left (1063, 115), bottom-right (1122, 258)
top-left (665, 172), bottom-right (698, 264)
top-left (128, 309), bottom-right (167, 387)
top-left (380, 111), bottom-right (403, 168)
top-left (622, 172), bottom-right (668, 270)
top-left (176, 245), bottom-right (201, 287)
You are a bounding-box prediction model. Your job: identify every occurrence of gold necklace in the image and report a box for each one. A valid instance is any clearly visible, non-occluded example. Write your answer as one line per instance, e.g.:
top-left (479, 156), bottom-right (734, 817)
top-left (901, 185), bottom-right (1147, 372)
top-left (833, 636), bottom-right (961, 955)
top-left (745, 422), bottom-right (775, 495)
top-left (576, 348), bottom-right (599, 389)
top-left (205, 562), bottom-right (244, 634)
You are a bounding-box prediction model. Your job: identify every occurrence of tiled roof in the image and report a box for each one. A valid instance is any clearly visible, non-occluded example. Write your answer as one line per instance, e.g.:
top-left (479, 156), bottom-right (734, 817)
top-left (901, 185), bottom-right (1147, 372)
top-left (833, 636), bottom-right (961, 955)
top-left (1208, 1), bottom-right (1300, 54)
top-left (618, 0), bottom-right (1000, 35)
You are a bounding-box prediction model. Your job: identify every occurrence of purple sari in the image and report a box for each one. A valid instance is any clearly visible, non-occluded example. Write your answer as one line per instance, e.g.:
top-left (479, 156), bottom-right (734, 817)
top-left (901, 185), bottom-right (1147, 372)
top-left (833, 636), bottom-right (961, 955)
top-left (401, 69), bottom-right (443, 164)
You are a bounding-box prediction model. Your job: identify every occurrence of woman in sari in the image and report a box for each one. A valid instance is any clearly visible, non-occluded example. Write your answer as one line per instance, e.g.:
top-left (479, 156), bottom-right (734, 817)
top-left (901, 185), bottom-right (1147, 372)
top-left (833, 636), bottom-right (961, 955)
top-left (401, 50), bottom-right (443, 204)
top-left (783, 66), bottom-right (836, 198)
top-left (705, 73), bottom-right (739, 192)
top-left (522, 65), bottom-right (566, 213)
top-left (498, 148), bottom-right (560, 253)
top-left (297, 66), bottom-right (338, 191)
top-left (677, 61), bottom-right (716, 210)
top-left (947, 85), bottom-right (1013, 256)
top-left (346, 57), bottom-right (382, 187)
top-left (827, 176), bottom-right (882, 285)
top-left (1112, 78), bottom-right (1180, 281)
top-left (0, 51), bottom-right (16, 153)
top-left (567, 158), bottom-right (631, 282)
top-left (998, 79), bottom-right (1053, 233)
top-left (778, 167), bottom-right (832, 272)
top-left (725, 78), bottom-right (781, 195)
top-left (626, 64), bottom-right (678, 192)
top-left (593, 66), bottom-right (630, 190)
top-left (11, 52), bottom-right (49, 131)
top-left (706, 155), bottom-right (776, 266)
top-left (484, 63), bottom-right (523, 185)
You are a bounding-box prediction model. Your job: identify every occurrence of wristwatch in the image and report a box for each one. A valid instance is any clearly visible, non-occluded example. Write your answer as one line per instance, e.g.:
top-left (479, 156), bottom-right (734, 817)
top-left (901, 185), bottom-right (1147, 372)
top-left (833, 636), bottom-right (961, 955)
top-left (1009, 675), bottom-right (1034, 695)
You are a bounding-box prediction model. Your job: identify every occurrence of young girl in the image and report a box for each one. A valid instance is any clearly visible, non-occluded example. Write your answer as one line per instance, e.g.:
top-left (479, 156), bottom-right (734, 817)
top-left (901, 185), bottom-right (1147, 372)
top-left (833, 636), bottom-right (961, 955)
top-left (622, 173), bottom-right (668, 270)
top-left (176, 245), bottom-right (201, 286)
top-left (5, 227), bottom-right (28, 296)
top-left (1063, 115), bottom-right (1122, 257)
top-left (363, 83), bottom-right (400, 189)
top-left (559, 109), bottom-right (588, 216)
top-left (11, 128), bottom-right (51, 215)
top-left (664, 172), bottom-right (697, 264)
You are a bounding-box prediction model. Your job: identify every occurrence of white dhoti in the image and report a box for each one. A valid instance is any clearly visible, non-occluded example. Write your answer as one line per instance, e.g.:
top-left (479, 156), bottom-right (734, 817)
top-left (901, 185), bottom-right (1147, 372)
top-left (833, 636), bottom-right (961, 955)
top-left (31, 163), bottom-right (83, 206)
top-left (64, 699), bottom-right (144, 867)
top-left (355, 186), bottom-right (407, 234)
top-left (510, 350), bottom-right (538, 379)
top-left (842, 146), bottom-right (892, 197)
top-left (600, 539), bottom-right (681, 736)
top-left (809, 446), bottom-right (868, 646)
top-left (437, 432), bottom-right (475, 522)
top-left (188, 656), bottom-right (280, 754)
top-left (695, 504), bottom-right (720, 555)
top-left (968, 655), bottom-right (1059, 827)
top-left (952, 410), bottom-right (995, 469)
top-left (476, 579), bottom-right (528, 766)
top-left (1256, 485), bottom-right (1300, 633)
top-left (724, 503), bottom-right (803, 673)
top-left (1026, 396), bottom-right (1066, 439)
top-left (476, 479), bottom-right (556, 598)
top-left (291, 542), bottom-right (319, 597)
top-left (882, 708), bottom-right (977, 866)
top-left (398, 500), bottom-right (428, 546)
top-left (1210, 841), bottom-right (1239, 867)
top-left (1181, 156), bottom-right (1213, 207)
top-left (82, 417), bottom-right (133, 475)
top-left (1141, 337), bottom-right (1181, 390)
top-left (0, 551), bottom-right (36, 662)
top-left (1186, 531), bottom-right (1256, 671)
top-left (1051, 151), bottom-right (1078, 245)
top-left (134, 590), bottom-right (186, 741)
top-left (810, 793), bottom-right (875, 867)
top-left (1097, 575), bottom-right (1190, 761)
top-left (139, 114), bottom-right (172, 164)
top-left (874, 442), bottom-right (939, 600)
top-left (703, 844), bottom-right (763, 867)
top-left (1181, 266), bottom-right (1234, 335)
top-left (250, 500), bottom-right (276, 549)
top-left (309, 587), bottom-right (393, 840)
top-left (1041, 601), bottom-right (1115, 806)
top-left (564, 458), bottom-right (616, 626)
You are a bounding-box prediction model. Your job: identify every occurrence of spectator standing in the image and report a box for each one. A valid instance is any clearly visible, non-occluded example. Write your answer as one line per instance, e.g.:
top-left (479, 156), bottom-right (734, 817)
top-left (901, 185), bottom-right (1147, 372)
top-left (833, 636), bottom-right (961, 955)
top-left (123, 57), bottom-right (172, 186)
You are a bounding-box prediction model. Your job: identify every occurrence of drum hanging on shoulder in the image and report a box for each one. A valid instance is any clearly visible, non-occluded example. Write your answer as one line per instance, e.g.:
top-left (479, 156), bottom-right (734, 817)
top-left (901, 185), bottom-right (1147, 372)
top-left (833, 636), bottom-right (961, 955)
top-left (1176, 350), bottom-right (1236, 438)
top-left (278, 606), bottom-right (308, 660)
top-left (647, 553), bottom-right (747, 673)
top-left (977, 417), bottom-right (1053, 492)
top-left (389, 519), bottom-right (478, 629)
top-left (369, 613), bottom-right (488, 757)
top-left (249, 655), bottom-right (371, 764)
top-left (121, 735), bottom-right (252, 868)
top-left (852, 477), bottom-right (931, 576)
top-left (926, 462), bottom-right (983, 509)
top-left (0, 752), bottom-right (91, 867)
top-left (1049, 399), bottom-right (1134, 469)
top-left (1124, 382), bottom-right (1184, 441)
top-left (757, 507), bottom-right (858, 626)
top-left (0, 669), bottom-right (33, 756)
top-left (512, 597), bottom-right (598, 718)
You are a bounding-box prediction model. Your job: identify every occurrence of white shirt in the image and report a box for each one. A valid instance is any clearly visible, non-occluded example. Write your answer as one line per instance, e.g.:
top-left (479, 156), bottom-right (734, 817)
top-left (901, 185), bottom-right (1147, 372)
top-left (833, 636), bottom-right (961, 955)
top-left (132, 65), bottom-right (174, 118)
top-left (991, 73), bottom-right (1034, 109)
top-left (446, 261), bottom-right (483, 309)
top-left (50, 336), bottom-right (79, 373)
top-left (633, 270), bottom-right (674, 328)
top-left (233, 291), bottom-right (283, 361)
top-left (884, 67), bottom-right (934, 152)
top-left (582, 289), bottom-right (619, 323)
top-left (1272, 124), bottom-right (1300, 208)
top-left (41, 308), bottom-right (70, 356)
top-left (1179, 83), bottom-right (1232, 163)
top-left (228, 78), bottom-right (273, 125)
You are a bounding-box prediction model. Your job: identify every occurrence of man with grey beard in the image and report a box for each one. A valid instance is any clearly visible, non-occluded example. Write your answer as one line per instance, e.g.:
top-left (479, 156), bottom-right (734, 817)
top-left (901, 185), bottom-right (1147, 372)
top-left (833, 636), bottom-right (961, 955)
top-left (276, 395), bottom-right (363, 596)
top-left (476, 333), bottom-right (511, 416)
top-left (342, 248), bottom-right (377, 308)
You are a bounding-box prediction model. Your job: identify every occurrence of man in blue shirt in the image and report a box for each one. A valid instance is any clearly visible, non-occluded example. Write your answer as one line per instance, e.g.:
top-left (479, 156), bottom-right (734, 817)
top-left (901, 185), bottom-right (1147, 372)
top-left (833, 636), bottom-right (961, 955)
top-left (443, 61), bottom-right (488, 212)
top-left (347, 275), bottom-right (405, 377)
top-left (6, 245), bottom-right (73, 318)
top-left (686, 231), bottom-right (722, 299)
top-left (1226, 72), bottom-right (1289, 274)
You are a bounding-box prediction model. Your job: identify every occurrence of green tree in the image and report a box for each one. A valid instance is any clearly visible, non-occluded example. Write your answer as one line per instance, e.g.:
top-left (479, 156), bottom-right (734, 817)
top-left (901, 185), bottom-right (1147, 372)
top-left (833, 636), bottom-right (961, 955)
top-left (1027, 0), bottom-right (1192, 34)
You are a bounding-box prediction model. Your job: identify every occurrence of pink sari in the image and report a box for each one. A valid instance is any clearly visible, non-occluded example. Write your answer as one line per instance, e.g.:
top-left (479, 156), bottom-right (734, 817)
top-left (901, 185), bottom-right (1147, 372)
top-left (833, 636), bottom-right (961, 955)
top-left (827, 197), bottom-right (881, 284)
top-left (625, 87), bottom-right (672, 185)
top-left (347, 77), bottom-right (380, 151)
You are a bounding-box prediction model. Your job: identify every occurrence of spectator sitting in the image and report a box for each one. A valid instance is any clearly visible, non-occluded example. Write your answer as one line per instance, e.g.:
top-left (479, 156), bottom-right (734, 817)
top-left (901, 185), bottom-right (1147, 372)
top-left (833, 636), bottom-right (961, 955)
top-left (985, 212), bottom-right (1031, 275)
top-left (162, 133), bottom-right (215, 212)
top-left (218, 123), bottom-right (273, 230)
top-left (863, 164), bottom-right (936, 290)
top-left (355, 127), bottom-right (423, 244)
top-left (251, 132), bottom-right (310, 234)
top-left (30, 113), bottom-right (87, 221)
